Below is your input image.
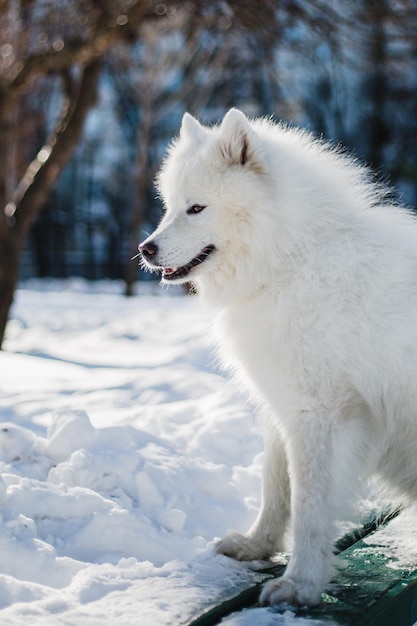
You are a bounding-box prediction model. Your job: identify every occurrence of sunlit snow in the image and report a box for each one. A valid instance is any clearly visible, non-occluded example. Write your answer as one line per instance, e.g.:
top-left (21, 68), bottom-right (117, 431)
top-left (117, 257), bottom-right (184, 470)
top-left (0, 279), bottom-right (266, 625)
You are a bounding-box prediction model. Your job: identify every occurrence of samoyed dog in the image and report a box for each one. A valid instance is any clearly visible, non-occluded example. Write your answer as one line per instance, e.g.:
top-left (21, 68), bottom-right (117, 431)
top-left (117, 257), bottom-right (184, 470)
top-left (139, 108), bottom-right (417, 606)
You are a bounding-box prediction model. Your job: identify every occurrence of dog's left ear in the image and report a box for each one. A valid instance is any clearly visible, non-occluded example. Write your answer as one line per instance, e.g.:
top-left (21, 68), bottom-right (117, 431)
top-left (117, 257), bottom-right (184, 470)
top-left (180, 112), bottom-right (207, 145)
top-left (218, 108), bottom-right (259, 168)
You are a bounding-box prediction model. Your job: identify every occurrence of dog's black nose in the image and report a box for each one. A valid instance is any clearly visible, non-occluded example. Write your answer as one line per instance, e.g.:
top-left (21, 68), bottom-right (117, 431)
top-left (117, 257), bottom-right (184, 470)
top-left (139, 240), bottom-right (158, 259)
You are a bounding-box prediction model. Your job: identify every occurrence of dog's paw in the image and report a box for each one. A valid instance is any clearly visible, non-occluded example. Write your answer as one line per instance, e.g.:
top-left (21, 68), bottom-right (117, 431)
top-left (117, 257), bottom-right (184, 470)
top-left (216, 532), bottom-right (272, 561)
top-left (259, 576), bottom-right (321, 607)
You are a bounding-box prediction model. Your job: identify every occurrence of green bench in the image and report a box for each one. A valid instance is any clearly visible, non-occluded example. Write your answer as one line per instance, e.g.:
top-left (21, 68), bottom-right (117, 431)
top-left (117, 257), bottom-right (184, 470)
top-left (185, 508), bottom-right (417, 626)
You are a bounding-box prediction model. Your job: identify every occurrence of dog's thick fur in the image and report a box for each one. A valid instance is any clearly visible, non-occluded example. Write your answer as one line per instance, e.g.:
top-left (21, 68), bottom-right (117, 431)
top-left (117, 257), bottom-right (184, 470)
top-left (140, 109), bottom-right (417, 606)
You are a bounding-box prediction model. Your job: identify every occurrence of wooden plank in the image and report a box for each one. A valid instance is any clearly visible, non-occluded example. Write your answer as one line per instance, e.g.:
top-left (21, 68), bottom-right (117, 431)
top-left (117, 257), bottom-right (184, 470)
top-left (185, 509), bottom-right (417, 626)
top-left (299, 534), bottom-right (417, 625)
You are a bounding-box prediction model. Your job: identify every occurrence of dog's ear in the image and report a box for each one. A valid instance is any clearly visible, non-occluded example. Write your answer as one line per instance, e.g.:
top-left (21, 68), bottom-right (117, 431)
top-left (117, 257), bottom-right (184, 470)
top-left (218, 108), bottom-right (258, 168)
top-left (180, 113), bottom-right (206, 144)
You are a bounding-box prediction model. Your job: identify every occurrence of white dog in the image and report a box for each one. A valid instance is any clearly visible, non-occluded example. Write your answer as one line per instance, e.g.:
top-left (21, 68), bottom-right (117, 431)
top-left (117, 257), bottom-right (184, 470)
top-left (139, 109), bottom-right (417, 606)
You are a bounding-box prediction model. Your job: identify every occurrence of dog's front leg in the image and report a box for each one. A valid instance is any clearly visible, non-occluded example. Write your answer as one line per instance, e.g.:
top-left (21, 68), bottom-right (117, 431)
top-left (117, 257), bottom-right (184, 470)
top-left (216, 430), bottom-right (290, 561)
top-left (260, 415), bottom-right (338, 606)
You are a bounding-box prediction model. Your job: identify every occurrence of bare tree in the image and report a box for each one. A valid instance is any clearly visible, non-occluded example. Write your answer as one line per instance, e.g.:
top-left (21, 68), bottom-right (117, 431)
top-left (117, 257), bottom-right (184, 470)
top-left (0, 0), bottom-right (158, 348)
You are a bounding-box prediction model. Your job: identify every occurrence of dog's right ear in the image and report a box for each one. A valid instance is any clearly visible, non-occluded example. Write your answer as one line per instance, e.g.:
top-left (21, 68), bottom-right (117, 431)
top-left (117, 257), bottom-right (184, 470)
top-left (180, 113), bottom-right (206, 144)
top-left (218, 108), bottom-right (261, 170)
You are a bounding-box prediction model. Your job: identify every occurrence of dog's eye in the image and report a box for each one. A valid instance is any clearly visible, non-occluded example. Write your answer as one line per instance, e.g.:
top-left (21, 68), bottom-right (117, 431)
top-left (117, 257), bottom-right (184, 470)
top-left (186, 204), bottom-right (206, 215)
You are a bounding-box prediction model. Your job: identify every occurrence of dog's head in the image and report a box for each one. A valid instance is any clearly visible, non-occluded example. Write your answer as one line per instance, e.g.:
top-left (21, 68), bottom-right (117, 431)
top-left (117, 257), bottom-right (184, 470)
top-left (139, 108), bottom-right (270, 291)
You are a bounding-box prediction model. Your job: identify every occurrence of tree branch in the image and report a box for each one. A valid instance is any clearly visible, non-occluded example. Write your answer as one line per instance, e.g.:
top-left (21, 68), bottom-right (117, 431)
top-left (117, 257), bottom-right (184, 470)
top-left (0, 0), bottom-right (151, 119)
top-left (5, 59), bottom-right (102, 242)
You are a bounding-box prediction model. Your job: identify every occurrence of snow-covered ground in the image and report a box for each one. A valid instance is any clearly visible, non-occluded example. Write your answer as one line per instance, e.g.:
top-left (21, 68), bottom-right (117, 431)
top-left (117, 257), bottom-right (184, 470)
top-left (0, 279), bottom-right (270, 625)
top-left (2, 280), bottom-right (417, 626)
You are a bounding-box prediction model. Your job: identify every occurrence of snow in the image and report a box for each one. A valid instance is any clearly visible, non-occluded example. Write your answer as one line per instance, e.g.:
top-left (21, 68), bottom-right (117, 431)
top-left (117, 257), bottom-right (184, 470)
top-left (1, 279), bottom-right (417, 626)
top-left (221, 608), bottom-right (335, 626)
top-left (0, 279), bottom-right (267, 625)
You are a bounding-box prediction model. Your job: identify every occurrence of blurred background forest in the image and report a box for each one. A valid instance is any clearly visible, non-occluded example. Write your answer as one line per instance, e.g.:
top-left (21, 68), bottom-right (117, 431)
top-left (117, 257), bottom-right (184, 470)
top-left (1, 0), bottom-right (417, 346)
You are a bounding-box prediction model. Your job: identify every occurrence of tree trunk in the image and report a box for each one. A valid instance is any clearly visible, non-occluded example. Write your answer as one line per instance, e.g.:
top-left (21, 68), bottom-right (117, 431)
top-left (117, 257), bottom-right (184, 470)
top-left (367, 0), bottom-right (389, 171)
top-left (124, 102), bottom-right (153, 297)
top-left (0, 224), bottom-right (20, 349)
top-left (0, 59), bottom-right (102, 349)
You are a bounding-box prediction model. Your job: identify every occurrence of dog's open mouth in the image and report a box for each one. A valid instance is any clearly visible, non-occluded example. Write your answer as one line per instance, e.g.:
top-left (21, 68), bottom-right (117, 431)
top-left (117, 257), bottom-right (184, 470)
top-left (161, 245), bottom-right (216, 281)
